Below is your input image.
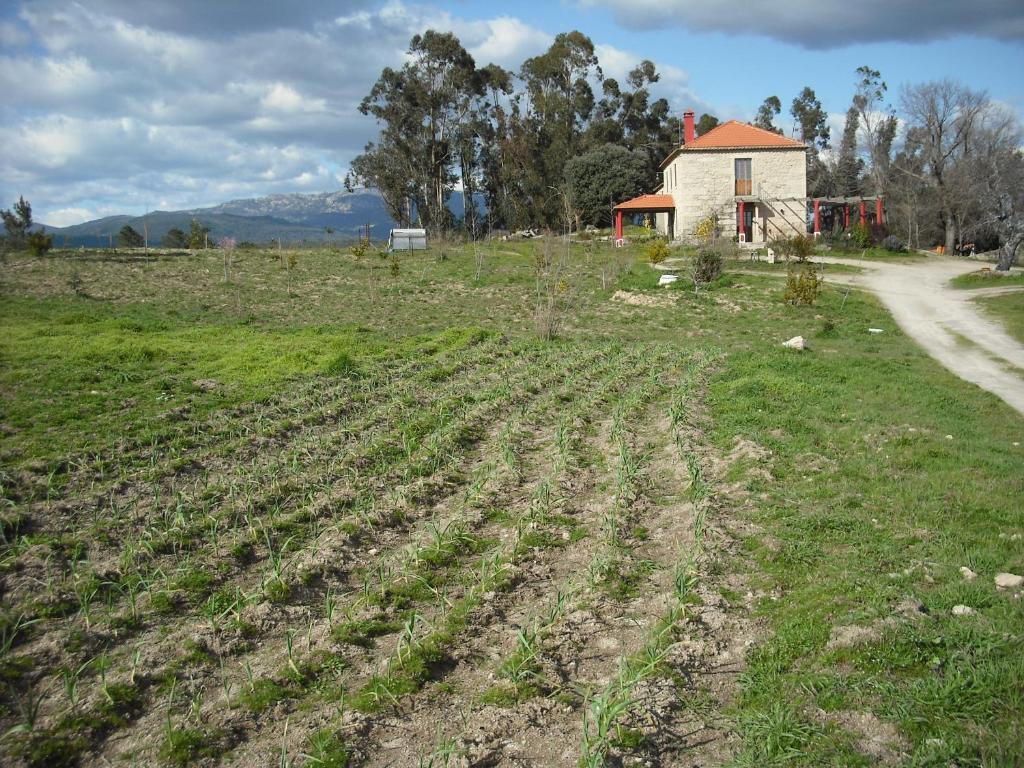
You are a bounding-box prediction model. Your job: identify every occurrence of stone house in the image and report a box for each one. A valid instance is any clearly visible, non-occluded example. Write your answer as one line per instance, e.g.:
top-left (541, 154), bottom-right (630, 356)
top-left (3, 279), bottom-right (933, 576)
top-left (614, 111), bottom-right (809, 245)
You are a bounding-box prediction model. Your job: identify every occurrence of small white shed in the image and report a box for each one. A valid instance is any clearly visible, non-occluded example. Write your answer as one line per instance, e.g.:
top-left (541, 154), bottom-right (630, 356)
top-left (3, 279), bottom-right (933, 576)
top-left (388, 228), bottom-right (427, 252)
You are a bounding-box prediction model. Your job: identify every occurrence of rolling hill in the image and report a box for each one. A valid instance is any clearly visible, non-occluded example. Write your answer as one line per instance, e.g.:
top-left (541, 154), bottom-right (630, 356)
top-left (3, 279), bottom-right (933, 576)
top-left (40, 190), bottom-right (421, 247)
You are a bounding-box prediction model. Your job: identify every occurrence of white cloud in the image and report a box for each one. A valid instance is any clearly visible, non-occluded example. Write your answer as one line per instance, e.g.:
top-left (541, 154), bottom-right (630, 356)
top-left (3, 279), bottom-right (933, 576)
top-left (458, 17), bottom-right (552, 65)
top-left (261, 83), bottom-right (328, 113)
top-left (44, 207), bottom-right (101, 227)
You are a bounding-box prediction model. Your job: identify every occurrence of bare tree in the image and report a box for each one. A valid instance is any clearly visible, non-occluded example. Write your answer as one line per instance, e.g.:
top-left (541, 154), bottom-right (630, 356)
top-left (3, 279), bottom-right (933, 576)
top-left (966, 106), bottom-right (1024, 270)
top-left (900, 80), bottom-right (988, 254)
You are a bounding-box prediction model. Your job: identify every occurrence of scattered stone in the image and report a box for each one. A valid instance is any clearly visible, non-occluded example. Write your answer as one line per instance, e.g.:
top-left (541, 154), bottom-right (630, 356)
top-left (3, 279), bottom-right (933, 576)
top-left (658, 274), bottom-right (678, 286)
top-left (868, 328), bottom-right (884, 334)
top-left (995, 572), bottom-right (1023, 590)
top-left (959, 566), bottom-right (977, 581)
top-left (782, 335), bottom-right (806, 350)
top-left (193, 378), bottom-right (220, 392)
top-left (951, 605), bottom-right (975, 616)
top-left (945, 434), bottom-right (953, 440)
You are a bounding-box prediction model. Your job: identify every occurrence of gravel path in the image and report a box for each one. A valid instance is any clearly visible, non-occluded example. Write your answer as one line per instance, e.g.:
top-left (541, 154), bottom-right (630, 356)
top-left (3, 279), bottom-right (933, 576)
top-left (815, 255), bottom-right (1024, 416)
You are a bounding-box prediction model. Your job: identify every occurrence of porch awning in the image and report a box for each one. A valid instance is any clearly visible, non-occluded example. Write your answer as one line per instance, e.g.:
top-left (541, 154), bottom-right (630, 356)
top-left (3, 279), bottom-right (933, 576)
top-left (613, 194), bottom-right (675, 212)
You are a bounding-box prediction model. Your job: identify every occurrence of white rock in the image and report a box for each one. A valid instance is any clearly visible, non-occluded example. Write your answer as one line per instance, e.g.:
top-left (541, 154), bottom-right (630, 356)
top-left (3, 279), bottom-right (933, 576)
top-left (995, 572), bottom-right (1024, 590)
top-left (945, 434), bottom-right (954, 440)
top-left (959, 566), bottom-right (977, 581)
top-left (658, 274), bottom-right (678, 286)
top-left (782, 336), bottom-right (806, 350)
top-left (951, 605), bottom-right (975, 616)
top-left (868, 328), bottom-right (884, 334)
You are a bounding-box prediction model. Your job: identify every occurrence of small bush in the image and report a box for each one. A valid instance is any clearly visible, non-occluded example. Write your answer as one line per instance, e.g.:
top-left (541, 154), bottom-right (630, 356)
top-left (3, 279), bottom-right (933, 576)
top-left (691, 248), bottom-right (723, 285)
top-left (788, 234), bottom-right (815, 261)
top-left (852, 222), bottom-right (872, 249)
top-left (882, 234), bottom-right (906, 252)
top-left (27, 231), bottom-right (53, 257)
top-left (350, 240), bottom-right (370, 259)
top-left (646, 239), bottom-right (670, 264)
top-left (770, 234), bottom-right (815, 262)
top-left (694, 214), bottom-right (718, 244)
top-left (783, 265), bottom-right (822, 306)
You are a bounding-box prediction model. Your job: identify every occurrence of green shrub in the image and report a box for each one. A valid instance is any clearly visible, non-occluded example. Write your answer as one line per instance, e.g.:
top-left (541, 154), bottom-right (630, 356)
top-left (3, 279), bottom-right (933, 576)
top-left (770, 234), bottom-right (815, 262)
top-left (27, 231), bottom-right (53, 257)
top-left (783, 265), bottom-right (822, 306)
top-left (692, 248), bottom-right (723, 285)
top-left (852, 222), bottom-right (872, 249)
top-left (646, 239), bottom-right (670, 264)
top-left (350, 240), bottom-right (370, 259)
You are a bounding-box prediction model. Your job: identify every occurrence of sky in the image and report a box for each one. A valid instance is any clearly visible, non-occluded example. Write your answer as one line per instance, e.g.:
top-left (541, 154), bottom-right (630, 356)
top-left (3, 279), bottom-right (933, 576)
top-left (1, 0), bottom-right (1022, 227)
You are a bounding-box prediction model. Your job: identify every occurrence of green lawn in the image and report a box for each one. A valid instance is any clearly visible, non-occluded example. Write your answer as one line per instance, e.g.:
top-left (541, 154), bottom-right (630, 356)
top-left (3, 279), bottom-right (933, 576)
top-left (1, 240), bottom-right (1021, 766)
top-left (820, 245), bottom-right (929, 262)
top-left (951, 269), bottom-right (1024, 289)
top-left (976, 291), bottom-right (1024, 345)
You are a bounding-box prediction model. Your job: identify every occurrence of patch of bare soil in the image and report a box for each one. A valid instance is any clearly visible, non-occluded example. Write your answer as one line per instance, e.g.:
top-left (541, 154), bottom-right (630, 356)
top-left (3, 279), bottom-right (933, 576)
top-left (813, 708), bottom-right (910, 764)
top-left (611, 290), bottom-right (676, 308)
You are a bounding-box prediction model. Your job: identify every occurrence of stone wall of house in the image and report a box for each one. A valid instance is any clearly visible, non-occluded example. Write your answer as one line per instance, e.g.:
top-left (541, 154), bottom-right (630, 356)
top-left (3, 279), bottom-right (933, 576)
top-left (663, 147), bottom-right (807, 243)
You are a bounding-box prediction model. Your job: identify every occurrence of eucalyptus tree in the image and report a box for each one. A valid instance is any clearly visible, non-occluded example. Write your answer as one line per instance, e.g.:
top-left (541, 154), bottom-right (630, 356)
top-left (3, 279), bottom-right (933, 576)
top-left (695, 113), bottom-right (719, 137)
top-left (349, 31), bottom-right (486, 234)
top-left (790, 87), bottom-right (831, 197)
top-left (588, 60), bottom-right (679, 190)
top-left (520, 31), bottom-right (603, 227)
top-left (834, 107), bottom-right (863, 197)
top-left (853, 66), bottom-right (898, 196)
top-left (754, 96), bottom-right (783, 134)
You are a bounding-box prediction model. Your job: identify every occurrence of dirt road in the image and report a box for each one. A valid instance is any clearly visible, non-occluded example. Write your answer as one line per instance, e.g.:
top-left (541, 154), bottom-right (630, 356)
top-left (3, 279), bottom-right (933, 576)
top-left (818, 256), bottom-right (1024, 416)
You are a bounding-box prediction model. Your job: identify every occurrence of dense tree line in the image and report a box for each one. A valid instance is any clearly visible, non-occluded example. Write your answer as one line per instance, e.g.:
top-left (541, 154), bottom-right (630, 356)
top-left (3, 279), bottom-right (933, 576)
top-left (345, 30), bottom-right (685, 234)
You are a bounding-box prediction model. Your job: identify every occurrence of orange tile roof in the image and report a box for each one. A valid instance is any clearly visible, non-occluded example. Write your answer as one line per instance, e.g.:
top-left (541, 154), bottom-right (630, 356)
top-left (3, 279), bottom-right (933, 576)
top-left (613, 194), bottom-right (675, 211)
top-left (683, 120), bottom-right (806, 150)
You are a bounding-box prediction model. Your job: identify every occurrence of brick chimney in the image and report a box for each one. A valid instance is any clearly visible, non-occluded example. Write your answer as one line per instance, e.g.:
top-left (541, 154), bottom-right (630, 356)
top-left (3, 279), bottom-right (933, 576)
top-left (683, 110), bottom-right (695, 144)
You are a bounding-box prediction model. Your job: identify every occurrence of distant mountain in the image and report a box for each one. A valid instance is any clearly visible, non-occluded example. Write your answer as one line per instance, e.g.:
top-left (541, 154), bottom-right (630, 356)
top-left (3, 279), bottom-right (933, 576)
top-left (191, 190), bottom-right (393, 230)
top-left (41, 189), bottom-right (482, 247)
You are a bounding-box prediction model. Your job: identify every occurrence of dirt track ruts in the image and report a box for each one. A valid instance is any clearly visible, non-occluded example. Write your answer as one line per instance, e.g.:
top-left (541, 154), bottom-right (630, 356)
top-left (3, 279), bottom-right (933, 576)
top-left (815, 255), bottom-right (1024, 416)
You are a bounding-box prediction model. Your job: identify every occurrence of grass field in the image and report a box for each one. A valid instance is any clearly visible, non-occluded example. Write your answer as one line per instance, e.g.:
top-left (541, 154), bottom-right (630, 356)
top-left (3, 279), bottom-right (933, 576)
top-left (977, 291), bottom-right (1024, 345)
top-left (951, 269), bottom-right (1024, 290)
top-left (1, 241), bottom-right (1022, 767)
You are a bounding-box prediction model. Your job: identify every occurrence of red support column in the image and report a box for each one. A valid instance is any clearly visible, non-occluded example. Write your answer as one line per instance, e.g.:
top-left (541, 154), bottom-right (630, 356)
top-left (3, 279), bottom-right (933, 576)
top-left (738, 201), bottom-right (746, 241)
top-left (813, 199), bottom-right (821, 236)
top-left (859, 200), bottom-right (867, 225)
top-left (844, 204), bottom-right (850, 229)
top-left (875, 198), bottom-right (884, 226)
top-left (615, 210), bottom-right (623, 241)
